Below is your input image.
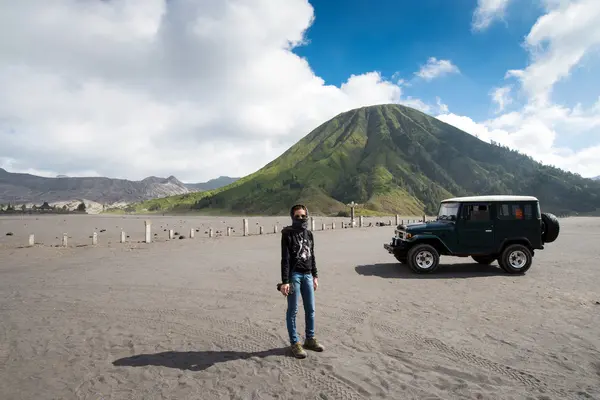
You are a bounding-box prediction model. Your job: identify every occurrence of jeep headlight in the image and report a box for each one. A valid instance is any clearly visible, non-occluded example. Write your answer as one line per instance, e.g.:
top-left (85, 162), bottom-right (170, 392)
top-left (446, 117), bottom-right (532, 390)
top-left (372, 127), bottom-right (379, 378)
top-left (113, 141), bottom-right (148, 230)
top-left (395, 230), bottom-right (412, 240)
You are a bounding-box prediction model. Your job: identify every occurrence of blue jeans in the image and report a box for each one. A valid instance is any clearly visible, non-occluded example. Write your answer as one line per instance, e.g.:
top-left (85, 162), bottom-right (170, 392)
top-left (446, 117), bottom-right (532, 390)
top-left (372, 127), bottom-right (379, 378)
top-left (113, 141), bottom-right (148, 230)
top-left (286, 271), bottom-right (315, 345)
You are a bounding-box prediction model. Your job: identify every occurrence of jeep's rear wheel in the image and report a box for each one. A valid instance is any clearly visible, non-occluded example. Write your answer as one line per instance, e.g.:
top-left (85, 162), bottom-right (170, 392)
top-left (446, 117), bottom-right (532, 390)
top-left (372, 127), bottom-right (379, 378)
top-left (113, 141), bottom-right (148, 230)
top-left (407, 244), bottom-right (440, 274)
top-left (541, 212), bottom-right (560, 243)
top-left (499, 244), bottom-right (532, 274)
top-left (471, 255), bottom-right (495, 265)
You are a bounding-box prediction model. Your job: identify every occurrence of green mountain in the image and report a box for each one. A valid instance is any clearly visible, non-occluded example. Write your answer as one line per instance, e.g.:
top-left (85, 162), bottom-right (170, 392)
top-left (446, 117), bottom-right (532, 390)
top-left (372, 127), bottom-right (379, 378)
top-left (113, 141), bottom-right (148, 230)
top-left (128, 104), bottom-right (600, 216)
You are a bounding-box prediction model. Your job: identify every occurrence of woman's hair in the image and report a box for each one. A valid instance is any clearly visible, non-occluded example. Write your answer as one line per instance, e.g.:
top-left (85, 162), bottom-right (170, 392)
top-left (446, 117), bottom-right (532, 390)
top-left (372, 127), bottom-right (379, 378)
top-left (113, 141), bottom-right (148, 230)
top-left (290, 204), bottom-right (308, 218)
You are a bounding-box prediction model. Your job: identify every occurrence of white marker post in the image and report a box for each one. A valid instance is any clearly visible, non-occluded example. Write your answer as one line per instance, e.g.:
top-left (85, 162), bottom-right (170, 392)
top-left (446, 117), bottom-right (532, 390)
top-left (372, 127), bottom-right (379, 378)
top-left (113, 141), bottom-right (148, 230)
top-left (144, 220), bottom-right (152, 243)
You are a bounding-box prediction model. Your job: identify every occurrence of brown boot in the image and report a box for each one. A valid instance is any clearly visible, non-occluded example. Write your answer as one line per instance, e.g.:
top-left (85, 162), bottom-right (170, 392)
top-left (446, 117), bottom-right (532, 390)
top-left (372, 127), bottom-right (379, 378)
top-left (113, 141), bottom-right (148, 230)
top-left (303, 337), bottom-right (324, 352)
top-left (290, 342), bottom-right (307, 359)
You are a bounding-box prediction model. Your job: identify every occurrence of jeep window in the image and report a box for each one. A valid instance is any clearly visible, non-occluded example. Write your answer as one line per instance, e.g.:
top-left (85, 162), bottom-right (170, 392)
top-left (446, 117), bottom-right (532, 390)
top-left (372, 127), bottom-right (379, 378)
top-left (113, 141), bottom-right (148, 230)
top-left (438, 202), bottom-right (459, 220)
top-left (497, 203), bottom-right (535, 220)
top-left (512, 205), bottom-right (524, 219)
top-left (498, 204), bottom-right (510, 218)
top-left (463, 204), bottom-right (490, 221)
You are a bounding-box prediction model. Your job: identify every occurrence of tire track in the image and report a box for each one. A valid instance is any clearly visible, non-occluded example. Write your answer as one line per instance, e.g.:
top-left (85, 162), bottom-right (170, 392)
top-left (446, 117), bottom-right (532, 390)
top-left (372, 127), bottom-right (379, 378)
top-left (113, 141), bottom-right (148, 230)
top-left (8, 303), bottom-right (367, 400)
top-left (93, 310), bottom-right (367, 400)
top-left (370, 320), bottom-right (570, 398)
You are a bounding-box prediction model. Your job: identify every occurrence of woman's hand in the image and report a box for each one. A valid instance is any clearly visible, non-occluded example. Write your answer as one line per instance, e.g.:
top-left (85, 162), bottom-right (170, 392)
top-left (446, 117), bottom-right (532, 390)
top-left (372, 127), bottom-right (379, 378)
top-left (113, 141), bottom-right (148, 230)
top-left (280, 283), bottom-right (290, 296)
top-left (313, 277), bottom-right (318, 291)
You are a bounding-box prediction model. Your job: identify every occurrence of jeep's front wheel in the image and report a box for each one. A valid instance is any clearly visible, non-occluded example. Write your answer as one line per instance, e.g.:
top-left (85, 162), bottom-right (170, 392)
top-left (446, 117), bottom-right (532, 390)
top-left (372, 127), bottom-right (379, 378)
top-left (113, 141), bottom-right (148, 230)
top-left (499, 244), bottom-right (532, 274)
top-left (472, 255), bottom-right (495, 265)
top-left (407, 244), bottom-right (440, 273)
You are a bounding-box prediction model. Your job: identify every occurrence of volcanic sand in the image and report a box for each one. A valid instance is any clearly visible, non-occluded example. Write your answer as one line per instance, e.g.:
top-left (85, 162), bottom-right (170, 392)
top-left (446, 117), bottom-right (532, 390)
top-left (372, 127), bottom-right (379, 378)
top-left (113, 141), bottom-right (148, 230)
top-left (0, 215), bottom-right (599, 399)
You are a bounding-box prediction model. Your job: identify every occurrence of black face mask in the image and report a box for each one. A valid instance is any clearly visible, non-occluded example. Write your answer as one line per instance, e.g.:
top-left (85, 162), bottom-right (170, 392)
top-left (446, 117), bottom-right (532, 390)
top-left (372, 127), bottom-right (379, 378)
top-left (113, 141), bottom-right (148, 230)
top-left (292, 215), bottom-right (308, 229)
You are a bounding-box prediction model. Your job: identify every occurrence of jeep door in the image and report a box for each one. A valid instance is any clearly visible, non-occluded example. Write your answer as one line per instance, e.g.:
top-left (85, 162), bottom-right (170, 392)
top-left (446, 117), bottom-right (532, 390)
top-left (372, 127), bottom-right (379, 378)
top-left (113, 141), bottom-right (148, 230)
top-left (456, 202), bottom-right (495, 253)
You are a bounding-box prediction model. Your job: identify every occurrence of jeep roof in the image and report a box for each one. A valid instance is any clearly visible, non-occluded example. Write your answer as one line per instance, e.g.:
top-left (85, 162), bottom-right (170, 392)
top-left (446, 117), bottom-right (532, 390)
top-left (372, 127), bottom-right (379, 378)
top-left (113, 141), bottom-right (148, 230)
top-left (441, 195), bottom-right (538, 203)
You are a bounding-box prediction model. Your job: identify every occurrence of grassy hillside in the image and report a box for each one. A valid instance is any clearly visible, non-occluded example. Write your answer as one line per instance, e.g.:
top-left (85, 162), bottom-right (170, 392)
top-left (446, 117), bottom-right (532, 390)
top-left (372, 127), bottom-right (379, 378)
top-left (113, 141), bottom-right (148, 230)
top-left (121, 104), bottom-right (600, 216)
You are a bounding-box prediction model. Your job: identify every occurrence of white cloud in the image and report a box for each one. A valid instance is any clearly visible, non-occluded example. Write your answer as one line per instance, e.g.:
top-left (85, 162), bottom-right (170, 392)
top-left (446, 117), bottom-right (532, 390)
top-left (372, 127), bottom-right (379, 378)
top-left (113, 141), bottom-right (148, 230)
top-left (415, 57), bottom-right (460, 81)
top-left (505, 0), bottom-right (600, 106)
top-left (0, 0), bottom-right (438, 182)
top-left (490, 86), bottom-right (513, 113)
top-left (436, 97), bottom-right (449, 114)
top-left (472, 0), bottom-right (512, 31)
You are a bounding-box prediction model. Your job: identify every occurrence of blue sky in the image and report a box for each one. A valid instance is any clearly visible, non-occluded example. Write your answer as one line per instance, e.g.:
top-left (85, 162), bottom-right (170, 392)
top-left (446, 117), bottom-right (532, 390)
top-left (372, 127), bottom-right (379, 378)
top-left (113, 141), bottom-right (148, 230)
top-left (293, 0), bottom-right (541, 121)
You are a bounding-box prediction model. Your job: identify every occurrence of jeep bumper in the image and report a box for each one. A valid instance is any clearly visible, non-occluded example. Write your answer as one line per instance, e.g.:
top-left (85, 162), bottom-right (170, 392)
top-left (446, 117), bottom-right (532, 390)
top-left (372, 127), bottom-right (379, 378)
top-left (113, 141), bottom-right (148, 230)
top-left (384, 238), bottom-right (410, 255)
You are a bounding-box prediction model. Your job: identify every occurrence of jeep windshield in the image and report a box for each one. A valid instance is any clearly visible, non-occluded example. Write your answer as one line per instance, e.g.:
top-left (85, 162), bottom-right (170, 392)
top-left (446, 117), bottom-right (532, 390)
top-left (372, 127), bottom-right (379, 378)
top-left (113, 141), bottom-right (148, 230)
top-left (437, 202), bottom-right (459, 221)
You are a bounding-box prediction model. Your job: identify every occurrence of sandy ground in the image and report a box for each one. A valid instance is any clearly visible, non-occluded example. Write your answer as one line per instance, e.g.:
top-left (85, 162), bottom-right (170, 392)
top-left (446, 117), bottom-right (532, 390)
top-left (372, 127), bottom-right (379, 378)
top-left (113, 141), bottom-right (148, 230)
top-left (0, 216), bottom-right (599, 400)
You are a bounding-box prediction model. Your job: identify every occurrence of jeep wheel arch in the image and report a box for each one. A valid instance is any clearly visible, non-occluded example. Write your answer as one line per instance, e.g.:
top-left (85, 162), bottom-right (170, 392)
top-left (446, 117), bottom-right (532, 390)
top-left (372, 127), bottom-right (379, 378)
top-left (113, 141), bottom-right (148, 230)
top-left (498, 238), bottom-right (532, 253)
top-left (411, 236), bottom-right (452, 255)
top-left (394, 254), bottom-right (407, 264)
top-left (541, 212), bottom-right (560, 243)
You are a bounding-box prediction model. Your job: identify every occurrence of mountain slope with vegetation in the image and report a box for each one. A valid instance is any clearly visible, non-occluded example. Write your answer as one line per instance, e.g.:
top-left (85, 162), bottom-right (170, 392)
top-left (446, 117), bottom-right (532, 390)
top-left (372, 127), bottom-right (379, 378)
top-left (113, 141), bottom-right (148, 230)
top-left (127, 104), bottom-right (600, 216)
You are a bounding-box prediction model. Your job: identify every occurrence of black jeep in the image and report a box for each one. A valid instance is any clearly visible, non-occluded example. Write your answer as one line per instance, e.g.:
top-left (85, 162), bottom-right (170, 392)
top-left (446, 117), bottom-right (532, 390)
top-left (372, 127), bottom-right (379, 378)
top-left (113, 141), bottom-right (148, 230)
top-left (383, 195), bottom-right (560, 274)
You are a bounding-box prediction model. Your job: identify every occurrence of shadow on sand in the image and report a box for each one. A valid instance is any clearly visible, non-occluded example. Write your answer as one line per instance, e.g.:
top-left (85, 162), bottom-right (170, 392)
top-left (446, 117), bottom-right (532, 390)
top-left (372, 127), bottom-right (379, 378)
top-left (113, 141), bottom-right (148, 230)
top-left (113, 347), bottom-right (291, 371)
top-left (355, 262), bottom-right (512, 279)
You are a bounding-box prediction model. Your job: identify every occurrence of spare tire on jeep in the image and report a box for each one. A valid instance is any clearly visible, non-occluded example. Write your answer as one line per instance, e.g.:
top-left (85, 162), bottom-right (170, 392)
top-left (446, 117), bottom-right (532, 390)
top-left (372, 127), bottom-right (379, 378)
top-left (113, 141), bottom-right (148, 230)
top-left (541, 212), bottom-right (560, 243)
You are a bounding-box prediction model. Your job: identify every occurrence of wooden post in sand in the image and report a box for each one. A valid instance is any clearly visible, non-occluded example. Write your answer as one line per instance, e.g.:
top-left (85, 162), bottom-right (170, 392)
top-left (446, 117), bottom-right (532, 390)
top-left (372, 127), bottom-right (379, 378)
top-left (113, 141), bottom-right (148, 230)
top-left (62, 233), bottom-right (68, 247)
top-left (423, 214), bottom-right (426, 222)
top-left (341, 221), bottom-right (345, 229)
top-left (349, 201), bottom-right (356, 227)
top-left (274, 225), bottom-right (278, 234)
top-left (243, 219), bottom-right (248, 236)
top-left (144, 220), bottom-right (152, 243)
top-left (92, 232), bottom-right (98, 245)
top-left (28, 234), bottom-right (34, 247)
top-left (321, 223), bottom-right (326, 231)
top-left (395, 215), bottom-right (399, 225)
top-left (209, 228), bottom-right (214, 238)
top-left (259, 226), bottom-right (264, 235)
top-left (310, 217), bottom-right (315, 231)
top-left (359, 215), bottom-right (364, 228)
top-left (189, 228), bottom-right (195, 239)
top-left (332, 222), bottom-right (335, 229)
top-left (226, 227), bottom-right (232, 236)
top-left (168, 229), bottom-right (174, 239)
top-left (120, 231), bottom-right (126, 243)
